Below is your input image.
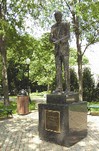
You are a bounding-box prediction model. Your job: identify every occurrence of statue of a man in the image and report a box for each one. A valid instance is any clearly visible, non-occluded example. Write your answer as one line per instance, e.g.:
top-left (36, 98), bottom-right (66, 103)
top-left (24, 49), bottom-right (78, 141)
top-left (50, 11), bottom-right (70, 93)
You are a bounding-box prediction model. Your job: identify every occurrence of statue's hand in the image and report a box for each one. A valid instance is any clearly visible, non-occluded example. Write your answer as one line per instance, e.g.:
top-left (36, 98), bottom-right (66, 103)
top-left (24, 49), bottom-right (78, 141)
top-left (53, 38), bottom-right (60, 44)
top-left (52, 39), bottom-right (56, 43)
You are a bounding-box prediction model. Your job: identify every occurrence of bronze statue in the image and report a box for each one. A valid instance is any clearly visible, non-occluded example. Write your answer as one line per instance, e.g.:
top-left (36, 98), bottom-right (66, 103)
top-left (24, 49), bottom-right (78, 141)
top-left (50, 11), bottom-right (70, 93)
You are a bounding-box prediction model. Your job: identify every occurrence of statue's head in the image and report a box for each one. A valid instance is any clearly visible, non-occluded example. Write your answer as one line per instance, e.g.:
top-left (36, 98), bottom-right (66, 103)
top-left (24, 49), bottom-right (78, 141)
top-left (54, 11), bottom-right (62, 23)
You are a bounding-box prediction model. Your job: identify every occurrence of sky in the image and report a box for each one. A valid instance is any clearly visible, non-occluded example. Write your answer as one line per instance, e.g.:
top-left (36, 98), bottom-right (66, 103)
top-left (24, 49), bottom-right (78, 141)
top-left (85, 43), bottom-right (99, 76)
top-left (70, 40), bottom-right (99, 72)
top-left (70, 40), bottom-right (99, 83)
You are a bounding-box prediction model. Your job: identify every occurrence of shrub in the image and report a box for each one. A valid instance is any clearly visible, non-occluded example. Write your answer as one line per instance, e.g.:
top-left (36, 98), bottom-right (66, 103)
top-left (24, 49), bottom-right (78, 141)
top-left (94, 79), bottom-right (99, 102)
top-left (83, 67), bottom-right (95, 102)
top-left (70, 68), bottom-right (79, 91)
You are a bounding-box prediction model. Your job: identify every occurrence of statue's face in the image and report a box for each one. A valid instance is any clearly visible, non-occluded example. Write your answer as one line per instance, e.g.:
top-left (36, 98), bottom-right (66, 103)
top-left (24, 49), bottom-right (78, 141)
top-left (55, 13), bottom-right (62, 23)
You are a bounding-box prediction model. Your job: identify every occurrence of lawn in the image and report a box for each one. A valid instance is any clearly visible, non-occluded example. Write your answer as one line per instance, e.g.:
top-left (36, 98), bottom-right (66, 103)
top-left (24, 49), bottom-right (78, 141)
top-left (0, 92), bottom-right (99, 118)
top-left (0, 91), bottom-right (47, 118)
top-left (88, 102), bottom-right (99, 115)
top-left (0, 100), bottom-right (35, 119)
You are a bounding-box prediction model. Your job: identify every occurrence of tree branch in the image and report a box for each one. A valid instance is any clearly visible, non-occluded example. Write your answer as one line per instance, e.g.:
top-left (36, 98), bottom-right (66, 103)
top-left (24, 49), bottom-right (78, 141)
top-left (82, 37), bottom-right (98, 56)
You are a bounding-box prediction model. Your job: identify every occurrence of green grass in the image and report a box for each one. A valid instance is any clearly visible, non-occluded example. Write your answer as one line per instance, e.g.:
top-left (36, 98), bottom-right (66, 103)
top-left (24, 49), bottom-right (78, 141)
top-left (30, 91), bottom-right (50, 98)
top-left (0, 91), bottom-right (48, 119)
top-left (29, 101), bottom-right (36, 110)
top-left (88, 102), bottom-right (99, 115)
top-left (88, 102), bottom-right (99, 105)
top-left (0, 101), bottom-right (35, 119)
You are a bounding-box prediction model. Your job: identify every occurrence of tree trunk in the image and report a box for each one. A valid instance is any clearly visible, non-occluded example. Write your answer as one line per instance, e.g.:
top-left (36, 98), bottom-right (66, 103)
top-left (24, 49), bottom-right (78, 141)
top-left (0, 2), bottom-right (9, 106)
top-left (47, 84), bottom-right (50, 92)
top-left (0, 39), bottom-right (9, 106)
top-left (77, 40), bottom-right (83, 101)
top-left (72, 12), bottom-right (83, 101)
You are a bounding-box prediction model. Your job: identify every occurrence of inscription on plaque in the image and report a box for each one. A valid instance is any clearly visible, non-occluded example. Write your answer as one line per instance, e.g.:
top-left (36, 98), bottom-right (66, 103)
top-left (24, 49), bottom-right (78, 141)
top-left (45, 110), bottom-right (60, 133)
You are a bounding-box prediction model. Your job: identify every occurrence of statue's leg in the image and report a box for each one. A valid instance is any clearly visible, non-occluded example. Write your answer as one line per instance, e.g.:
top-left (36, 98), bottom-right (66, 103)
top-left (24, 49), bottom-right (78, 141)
top-left (63, 55), bottom-right (70, 92)
top-left (55, 55), bottom-right (63, 92)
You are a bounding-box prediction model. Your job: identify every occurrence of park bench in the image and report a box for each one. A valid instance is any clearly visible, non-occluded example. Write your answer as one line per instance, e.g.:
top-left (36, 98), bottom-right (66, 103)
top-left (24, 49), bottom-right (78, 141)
top-left (87, 105), bottom-right (99, 114)
top-left (0, 108), bottom-right (13, 117)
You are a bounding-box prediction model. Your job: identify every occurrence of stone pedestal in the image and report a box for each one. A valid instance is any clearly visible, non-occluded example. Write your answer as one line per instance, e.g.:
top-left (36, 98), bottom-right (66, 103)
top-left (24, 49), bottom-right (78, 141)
top-left (38, 93), bottom-right (87, 147)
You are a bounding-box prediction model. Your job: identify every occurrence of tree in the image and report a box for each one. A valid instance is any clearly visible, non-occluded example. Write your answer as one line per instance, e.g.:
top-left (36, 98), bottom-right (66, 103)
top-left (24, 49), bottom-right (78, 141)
top-left (7, 33), bottom-right (36, 93)
top-left (0, 2), bottom-right (9, 105)
top-left (30, 33), bottom-right (88, 91)
top-left (67, 0), bottom-right (99, 101)
top-left (95, 80), bottom-right (99, 102)
top-left (70, 48), bottom-right (88, 66)
top-left (1, 0), bottom-right (95, 104)
top-left (38, 0), bottom-right (99, 101)
top-left (30, 33), bottom-right (55, 91)
top-left (0, 0), bottom-right (43, 105)
top-left (70, 68), bottom-right (79, 92)
top-left (83, 67), bottom-right (95, 102)
top-left (7, 31), bottom-right (89, 93)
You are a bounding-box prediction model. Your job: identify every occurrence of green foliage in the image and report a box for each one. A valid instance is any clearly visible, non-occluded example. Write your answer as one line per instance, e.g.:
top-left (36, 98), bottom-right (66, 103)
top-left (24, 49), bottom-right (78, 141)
top-left (0, 56), bottom-right (2, 82)
top-left (70, 48), bottom-right (89, 65)
top-left (30, 33), bottom-right (55, 88)
top-left (6, 31), bottom-right (89, 93)
top-left (1, 0), bottom-right (97, 101)
top-left (0, 101), bottom-right (17, 118)
top-left (1, 0), bottom-right (43, 29)
top-left (88, 102), bottom-right (99, 115)
top-left (70, 48), bottom-right (77, 65)
top-left (70, 68), bottom-right (78, 91)
top-left (7, 33), bottom-right (36, 93)
top-left (6, 32), bottom-right (54, 92)
top-left (94, 80), bottom-right (99, 102)
top-left (83, 67), bottom-right (95, 102)
top-left (37, 0), bottom-right (99, 54)
top-left (73, 1), bottom-right (99, 45)
top-left (0, 100), bottom-right (35, 118)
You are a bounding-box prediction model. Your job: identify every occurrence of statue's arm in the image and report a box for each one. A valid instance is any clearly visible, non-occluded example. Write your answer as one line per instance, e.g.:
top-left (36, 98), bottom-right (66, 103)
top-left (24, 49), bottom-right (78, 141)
top-left (49, 32), bottom-right (55, 43)
top-left (49, 26), bottom-right (58, 43)
top-left (60, 22), bottom-right (70, 44)
top-left (67, 22), bottom-right (70, 39)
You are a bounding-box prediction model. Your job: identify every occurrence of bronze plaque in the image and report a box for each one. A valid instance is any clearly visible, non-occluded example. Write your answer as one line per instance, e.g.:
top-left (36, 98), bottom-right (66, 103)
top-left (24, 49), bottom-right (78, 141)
top-left (45, 110), bottom-right (60, 133)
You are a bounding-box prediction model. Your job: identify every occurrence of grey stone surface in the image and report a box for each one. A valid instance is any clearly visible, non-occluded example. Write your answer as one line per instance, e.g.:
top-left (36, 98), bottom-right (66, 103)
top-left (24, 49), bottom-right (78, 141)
top-left (47, 93), bottom-right (79, 104)
top-left (0, 111), bottom-right (99, 151)
top-left (39, 102), bottom-right (87, 147)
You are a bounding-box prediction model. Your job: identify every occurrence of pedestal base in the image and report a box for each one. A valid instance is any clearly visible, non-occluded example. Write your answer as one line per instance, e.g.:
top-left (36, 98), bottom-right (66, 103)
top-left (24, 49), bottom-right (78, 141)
top-left (39, 96), bottom-right (87, 147)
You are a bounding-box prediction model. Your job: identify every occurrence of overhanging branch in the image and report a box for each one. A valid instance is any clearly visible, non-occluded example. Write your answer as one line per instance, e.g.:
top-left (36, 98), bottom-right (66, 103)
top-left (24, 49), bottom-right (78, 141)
top-left (82, 37), bottom-right (98, 56)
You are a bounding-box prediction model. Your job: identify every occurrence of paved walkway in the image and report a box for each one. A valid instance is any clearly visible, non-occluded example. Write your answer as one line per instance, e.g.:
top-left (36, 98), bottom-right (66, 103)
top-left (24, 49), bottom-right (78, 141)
top-left (0, 111), bottom-right (99, 151)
